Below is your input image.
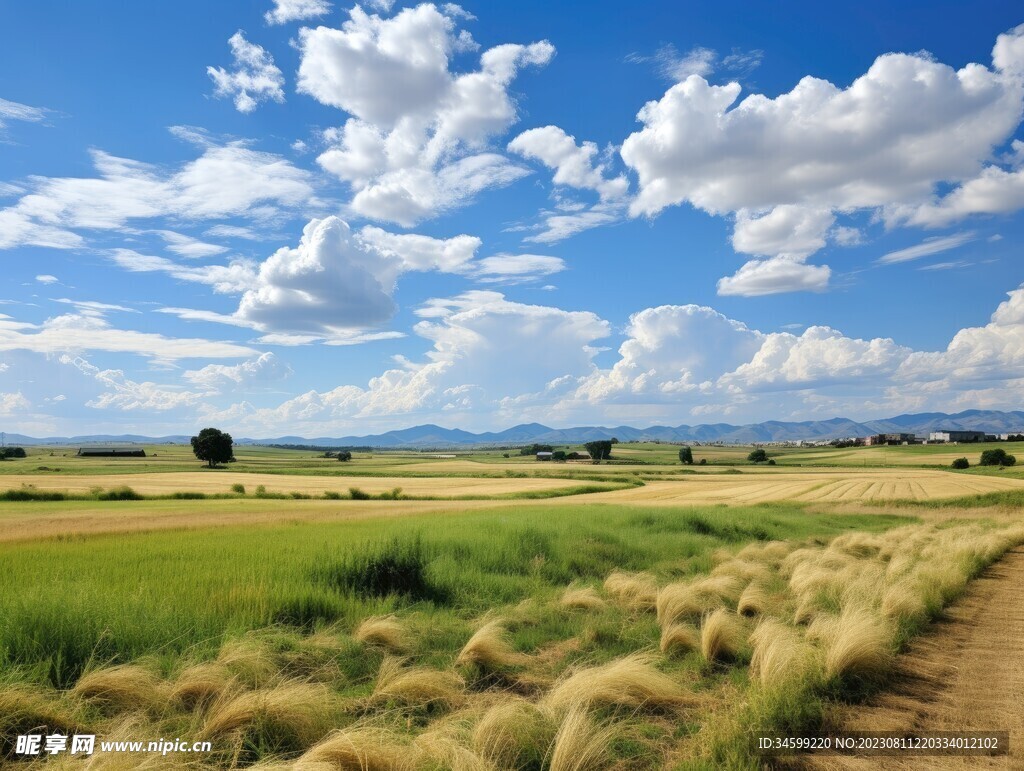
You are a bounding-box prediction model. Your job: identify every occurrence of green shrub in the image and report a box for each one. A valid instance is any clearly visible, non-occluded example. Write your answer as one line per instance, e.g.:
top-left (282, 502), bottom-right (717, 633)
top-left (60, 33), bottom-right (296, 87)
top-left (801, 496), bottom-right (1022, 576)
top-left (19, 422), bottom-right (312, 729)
top-left (323, 491), bottom-right (342, 500)
top-left (951, 457), bottom-right (970, 470)
top-left (231, 483), bottom-right (246, 494)
top-left (0, 487), bottom-right (67, 502)
top-left (169, 491), bottom-right (207, 500)
top-left (980, 448), bottom-right (1016, 467)
top-left (349, 487), bottom-right (370, 500)
top-left (96, 486), bottom-right (142, 501)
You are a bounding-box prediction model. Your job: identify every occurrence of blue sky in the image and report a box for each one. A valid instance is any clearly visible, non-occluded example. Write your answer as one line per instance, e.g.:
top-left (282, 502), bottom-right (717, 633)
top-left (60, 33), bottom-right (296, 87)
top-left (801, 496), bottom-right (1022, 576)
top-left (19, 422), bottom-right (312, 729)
top-left (2, 0), bottom-right (1024, 437)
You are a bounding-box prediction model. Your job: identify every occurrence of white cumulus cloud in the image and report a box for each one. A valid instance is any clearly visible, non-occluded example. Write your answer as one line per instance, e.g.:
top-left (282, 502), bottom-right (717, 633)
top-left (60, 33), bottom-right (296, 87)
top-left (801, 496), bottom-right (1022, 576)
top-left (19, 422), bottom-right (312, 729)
top-left (207, 31), bottom-right (285, 113)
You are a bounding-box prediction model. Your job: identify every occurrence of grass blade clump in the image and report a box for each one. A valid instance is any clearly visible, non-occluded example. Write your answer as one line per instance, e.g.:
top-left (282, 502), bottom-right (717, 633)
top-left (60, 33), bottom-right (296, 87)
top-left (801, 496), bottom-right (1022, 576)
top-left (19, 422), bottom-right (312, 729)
top-left (748, 619), bottom-right (816, 688)
top-left (823, 607), bottom-right (892, 682)
top-left (737, 582), bottom-right (773, 617)
top-left (603, 570), bottom-right (658, 611)
top-left (560, 585), bottom-right (606, 610)
top-left (295, 726), bottom-right (417, 770)
top-left (659, 623), bottom-right (699, 656)
top-left (354, 615), bottom-right (409, 653)
top-left (72, 664), bottom-right (167, 713)
top-left (202, 681), bottom-right (340, 756)
top-left (700, 609), bottom-right (746, 663)
top-left (473, 697), bottom-right (555, 770)
top-left (371, 656), bottom-right (465, 710)
top-left (546, 706), bottom-right (618, 771)
top-left (456, 620), bottom-right (529, 671)
top-left (544, 652), bottom-right (690, 713)
top-left (169, 662), bottom-right (234, 711)
top-left (315, 535), bottom-right (445, 603)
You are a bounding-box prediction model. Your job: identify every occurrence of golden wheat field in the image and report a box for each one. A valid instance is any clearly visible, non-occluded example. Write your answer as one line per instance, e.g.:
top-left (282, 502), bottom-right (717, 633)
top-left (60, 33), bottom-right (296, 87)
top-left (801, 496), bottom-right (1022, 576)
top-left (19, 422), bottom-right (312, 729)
top-left (586, 468), bottom-right (1024, 505)
top-left (0, 471), bottom-right (587, 498)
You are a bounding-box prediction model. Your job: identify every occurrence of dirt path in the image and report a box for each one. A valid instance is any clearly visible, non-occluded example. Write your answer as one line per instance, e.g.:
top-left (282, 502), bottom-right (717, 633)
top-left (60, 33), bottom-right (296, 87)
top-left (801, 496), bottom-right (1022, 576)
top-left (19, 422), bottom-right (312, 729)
top-left (805, 549), bottom-right (1024, 770)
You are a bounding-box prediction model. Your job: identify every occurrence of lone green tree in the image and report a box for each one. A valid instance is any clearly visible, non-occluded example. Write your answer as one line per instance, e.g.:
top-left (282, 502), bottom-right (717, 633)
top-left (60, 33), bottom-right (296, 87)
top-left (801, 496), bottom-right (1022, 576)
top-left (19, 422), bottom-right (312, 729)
top-left (679, 446), bottom-right (694, 465)
top-left (336, 450), bottom-right (352, 462)
top-left (747, 448), bottom-right (768, 463)
top-left (190, 427), bottom-right (234, 468)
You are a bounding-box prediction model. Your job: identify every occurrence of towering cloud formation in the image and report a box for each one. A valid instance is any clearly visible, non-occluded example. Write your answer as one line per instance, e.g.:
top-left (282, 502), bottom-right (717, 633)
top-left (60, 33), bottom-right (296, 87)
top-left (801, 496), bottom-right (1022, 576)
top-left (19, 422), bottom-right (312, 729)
top-left (298, 3), bottom-right (554, 224)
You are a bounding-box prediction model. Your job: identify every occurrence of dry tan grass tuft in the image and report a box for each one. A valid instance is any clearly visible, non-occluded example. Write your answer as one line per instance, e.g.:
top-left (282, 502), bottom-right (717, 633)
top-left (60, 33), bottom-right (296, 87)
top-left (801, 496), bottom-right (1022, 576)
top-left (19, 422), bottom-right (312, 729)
top-left (603, 570), bottom-right (658, 611)
top-left (456, 620), bottom-right (529, 670)
top-left (216, 636), bottom-right (279, 686)
top-left (656, 584), bottom-right (717, 626)
top-left (415, 732), bottom-right (497, 771)
top-left (824, 607), bottom-right (892, 681)
top-left (72, 664), bottom-right (167, 713)
top-left (880, 580), bottom-right (927, 623)
top-left (546, 706), bottom-right (617, 771)
top-left (748, 619), bottom-right (815, 687)
top-left (0, 684), bottom-right (81, 741)
top-left (472, 697), bottom-right (555, 769)
top-left (202, 681), bottom-right (338, 750)
top-left (544, 652), bottom-right (691, 713)
top-left (372, 656), bottom-right (465, 710)
top-left (169, 662), bottom-right (234, 711)
top-left (712, 558), bottom-right (773, 585)
top-left (659, 622), bottom-right (699, 656)
top-left (737, 582), bottom-right (772, 617)
top-left (560, 585), bottom-right (607, 610)
top-left (295, 726), bottom-right (417, 770)
top-left (354, 615), bottom-right (410, 653)
top-left (700, 608), bottom-right (746, 662)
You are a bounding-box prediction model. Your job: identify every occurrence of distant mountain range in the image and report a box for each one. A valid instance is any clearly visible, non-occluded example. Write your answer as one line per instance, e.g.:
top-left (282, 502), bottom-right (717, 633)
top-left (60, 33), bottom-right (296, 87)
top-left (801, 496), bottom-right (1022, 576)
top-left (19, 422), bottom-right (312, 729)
top-left (5, 409), bottom-right (1024, 449)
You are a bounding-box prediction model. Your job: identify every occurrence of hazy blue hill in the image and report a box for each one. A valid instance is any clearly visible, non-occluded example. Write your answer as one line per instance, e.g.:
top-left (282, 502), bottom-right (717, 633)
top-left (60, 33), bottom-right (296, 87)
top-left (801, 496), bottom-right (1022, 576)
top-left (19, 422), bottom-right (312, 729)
top-left (7, 410), bottom-right (1024, 448)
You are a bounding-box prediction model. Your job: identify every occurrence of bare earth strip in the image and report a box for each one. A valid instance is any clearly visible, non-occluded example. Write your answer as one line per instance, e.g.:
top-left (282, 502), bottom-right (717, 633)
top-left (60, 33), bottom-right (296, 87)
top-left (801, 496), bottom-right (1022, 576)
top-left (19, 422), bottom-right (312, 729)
top-left (0, 472), bottom-right (581, 497)
top-left (805, 549), bottom-right (1024, 770)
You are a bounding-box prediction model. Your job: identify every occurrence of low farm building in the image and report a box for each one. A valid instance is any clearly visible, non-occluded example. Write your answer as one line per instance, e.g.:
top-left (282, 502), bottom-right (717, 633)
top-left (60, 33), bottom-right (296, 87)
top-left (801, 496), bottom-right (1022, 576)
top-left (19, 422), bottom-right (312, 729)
top-left (927, 430), bottom-right (992, 443)
top-left (536, 451), bottom-right (553, 461)
top-left (76, 445), bottom-right (147, 457)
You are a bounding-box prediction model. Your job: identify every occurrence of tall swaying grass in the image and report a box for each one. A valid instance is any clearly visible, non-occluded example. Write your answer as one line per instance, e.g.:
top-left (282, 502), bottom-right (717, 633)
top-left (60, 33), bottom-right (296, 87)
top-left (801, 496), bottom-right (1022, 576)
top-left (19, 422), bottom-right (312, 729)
top-left (4, 495), bottom-right (1016, 769)
top-left (546, 706), bottom-right (618, 771)
top-left (603, 570), bottom-right (658, 611)
top-left (354, 615), bottom-right (410, 653)
top-left (700, 608), bottom-right (746, 662)
top-left (371, 656), bottom-right (465, 710)
top-left (456, 620), bottom-right (529, 671)
top-left (543, 652), bottom-right (691, 713)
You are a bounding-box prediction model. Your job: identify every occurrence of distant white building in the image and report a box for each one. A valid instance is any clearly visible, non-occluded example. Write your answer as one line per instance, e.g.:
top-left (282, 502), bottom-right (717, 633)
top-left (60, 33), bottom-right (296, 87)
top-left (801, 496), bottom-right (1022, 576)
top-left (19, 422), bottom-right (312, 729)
top-left (536, 451), bottom-right (553, 461)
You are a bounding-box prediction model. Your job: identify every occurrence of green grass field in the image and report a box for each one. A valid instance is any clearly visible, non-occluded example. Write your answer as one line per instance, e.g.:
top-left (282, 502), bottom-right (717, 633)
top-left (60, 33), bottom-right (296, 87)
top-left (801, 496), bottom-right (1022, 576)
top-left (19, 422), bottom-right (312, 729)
top-left (3, 442), bottom-right (1024, 768)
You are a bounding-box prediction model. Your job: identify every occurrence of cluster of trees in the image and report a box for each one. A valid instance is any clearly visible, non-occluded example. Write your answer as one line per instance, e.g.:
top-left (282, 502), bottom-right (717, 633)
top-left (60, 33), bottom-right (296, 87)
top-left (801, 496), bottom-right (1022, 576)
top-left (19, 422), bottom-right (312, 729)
top-left (979, 448), bottom-right (1016, 467)
top-left (520, 444), bottom-right (554, 456)
top-left (584, 440), bottom-right (614, 461)
top-left (322, 450), bottom-right (353, 461)
top-left (679, 446), bottom-right (693, 464)
top-left (1002, 434), bottom-right (1024, 442)
top-left (0, 447), bottom-right (26, 460)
